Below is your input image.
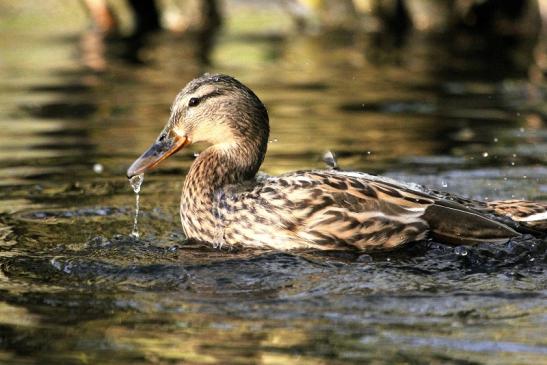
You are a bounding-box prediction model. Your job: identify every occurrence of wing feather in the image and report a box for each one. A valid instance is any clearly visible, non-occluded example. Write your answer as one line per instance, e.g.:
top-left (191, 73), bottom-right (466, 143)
top-left (219, 169), bottom-right (528, 250)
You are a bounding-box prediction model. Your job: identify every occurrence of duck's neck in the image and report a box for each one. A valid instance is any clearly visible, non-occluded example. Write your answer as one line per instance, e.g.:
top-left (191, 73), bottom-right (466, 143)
top-left (180, 141), bottom-right (266, 240)
top-left (185, 144), bottom-right (264, 197)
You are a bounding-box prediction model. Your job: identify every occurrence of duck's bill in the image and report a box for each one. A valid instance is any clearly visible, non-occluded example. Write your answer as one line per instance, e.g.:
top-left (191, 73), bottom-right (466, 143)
top-left (127, 134), bottom-right (189, 178)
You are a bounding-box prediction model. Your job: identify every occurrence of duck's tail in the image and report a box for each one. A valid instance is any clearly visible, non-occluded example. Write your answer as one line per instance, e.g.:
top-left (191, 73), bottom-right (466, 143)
top-left (486, 200), bottom-right (547, 231)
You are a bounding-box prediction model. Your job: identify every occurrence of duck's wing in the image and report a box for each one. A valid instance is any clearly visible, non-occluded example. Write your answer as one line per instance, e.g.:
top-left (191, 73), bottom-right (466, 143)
top-left (420, 200), bottom-right (520, 244)
top-left (219, 170), bottom-right (521, 250)
top-left (264, 170), bottom-right (519, 249)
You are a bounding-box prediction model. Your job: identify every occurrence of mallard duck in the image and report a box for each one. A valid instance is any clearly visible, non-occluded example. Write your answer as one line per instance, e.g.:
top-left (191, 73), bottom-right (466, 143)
top-left (127, 74), bottom-right (547, 251)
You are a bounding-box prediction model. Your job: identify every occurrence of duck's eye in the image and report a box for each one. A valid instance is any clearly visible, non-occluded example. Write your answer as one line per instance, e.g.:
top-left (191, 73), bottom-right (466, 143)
top-left (188, 97), bottom-right (200, 107)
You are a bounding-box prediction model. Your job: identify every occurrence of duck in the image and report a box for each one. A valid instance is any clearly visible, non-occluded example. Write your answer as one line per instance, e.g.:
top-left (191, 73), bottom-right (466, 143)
top-left (127, 73), bottom-right (547, 251)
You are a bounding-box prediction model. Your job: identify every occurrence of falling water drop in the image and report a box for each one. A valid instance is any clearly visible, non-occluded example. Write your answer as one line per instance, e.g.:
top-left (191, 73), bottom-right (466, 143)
top-left (482, 152), bottom-right (489, 158)
top-left (129, 174), bottom-right (144, 238)
top-left (322, 150), bottom-right (338, 170)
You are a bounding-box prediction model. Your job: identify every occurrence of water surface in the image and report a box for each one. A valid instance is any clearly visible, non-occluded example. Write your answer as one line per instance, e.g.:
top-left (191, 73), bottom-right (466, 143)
top-left (0, 9), bottom-right (546, 365)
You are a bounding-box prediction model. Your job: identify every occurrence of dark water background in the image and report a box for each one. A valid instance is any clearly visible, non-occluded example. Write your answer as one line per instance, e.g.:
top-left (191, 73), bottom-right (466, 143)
top-left (1, 3), bottom-right (547, 365)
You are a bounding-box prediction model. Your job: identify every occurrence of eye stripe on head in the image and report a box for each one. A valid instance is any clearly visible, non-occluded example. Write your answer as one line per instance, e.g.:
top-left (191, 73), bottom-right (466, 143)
top-left (187, 90), bottom-right (224, 107)
top-left (171, 89), bottom-right (226, 123)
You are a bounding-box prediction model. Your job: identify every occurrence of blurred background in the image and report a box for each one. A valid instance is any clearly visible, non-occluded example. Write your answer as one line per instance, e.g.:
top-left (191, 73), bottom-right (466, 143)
top-left (0, 1), bottom-right (546, 364)
top-left (2, 0), bottom-right (547, 183)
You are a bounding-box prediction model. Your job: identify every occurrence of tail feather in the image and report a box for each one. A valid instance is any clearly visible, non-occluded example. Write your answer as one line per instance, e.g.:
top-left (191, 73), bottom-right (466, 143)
top-left (487, 200), bottom-right (547, 231)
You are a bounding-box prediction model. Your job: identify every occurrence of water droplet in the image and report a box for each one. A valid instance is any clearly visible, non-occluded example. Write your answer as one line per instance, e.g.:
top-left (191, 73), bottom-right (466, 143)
top-left (322, 150), bottom-right (338, 169)
top-left (273, 138), bottom-right (278, 142)
top-left (130, 174), bottom-right (144, 194)
top-left (357, 254), bottom-right (372, 263)
top-left (367, 151), bottom-right (371, 155)
top-left (441, 180), bottom-right (448, 188)
top-left (482, 152), bottom-right (489, 158)
top-left (511, 162), bottom-right (515, 166)
top-left (93, 163), bottom-right (103, 174)
top-left (523, 175), bottom-right (527, 179)
top-left (50, 257), bottom-right (62, 270)
top-left (493, 138), bottom-right (498, 143)
top-left (454, 246), bottom-right (468, 256)
top-left (129, 174), bottom-right (144, 238)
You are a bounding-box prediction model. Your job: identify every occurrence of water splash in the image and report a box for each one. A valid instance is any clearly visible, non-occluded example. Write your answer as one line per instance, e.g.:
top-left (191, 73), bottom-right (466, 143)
top-left (454, 246), bottom-right (468, 256)
top-left (129, 174), bottom-right (144, 238)
top-left (322, 150), bottom-right (338, 170)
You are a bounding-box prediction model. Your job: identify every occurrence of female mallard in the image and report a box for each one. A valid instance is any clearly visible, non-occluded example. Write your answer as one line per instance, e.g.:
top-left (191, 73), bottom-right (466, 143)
top-left (127, 74), bottom-right (547, 251)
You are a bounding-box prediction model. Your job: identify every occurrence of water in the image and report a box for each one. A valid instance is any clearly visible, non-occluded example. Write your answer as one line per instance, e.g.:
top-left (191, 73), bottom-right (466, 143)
top-left (129, 174), bottom-right (144, 238)
top-left (0, 5), bottom-right (546, 365)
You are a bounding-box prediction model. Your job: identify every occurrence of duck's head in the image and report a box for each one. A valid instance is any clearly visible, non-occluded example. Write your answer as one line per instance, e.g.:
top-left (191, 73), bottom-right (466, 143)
top-left (127, 74), bottom-right (269, 178)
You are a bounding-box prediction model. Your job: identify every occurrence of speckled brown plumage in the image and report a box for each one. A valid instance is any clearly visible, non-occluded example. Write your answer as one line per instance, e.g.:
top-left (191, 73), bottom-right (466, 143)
top-left (485, 200), bottom-right (547, 231)
top-left (128, 73), bottom-right (547, 251)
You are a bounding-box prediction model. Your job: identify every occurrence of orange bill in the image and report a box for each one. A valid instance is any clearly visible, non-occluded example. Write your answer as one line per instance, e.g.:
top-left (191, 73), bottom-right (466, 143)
top-left (127, 132), bottom-right (189, 178)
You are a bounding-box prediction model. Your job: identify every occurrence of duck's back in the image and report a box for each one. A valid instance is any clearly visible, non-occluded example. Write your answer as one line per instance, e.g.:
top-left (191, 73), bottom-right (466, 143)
top-left (211, 170), bottom-right (545, 250)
